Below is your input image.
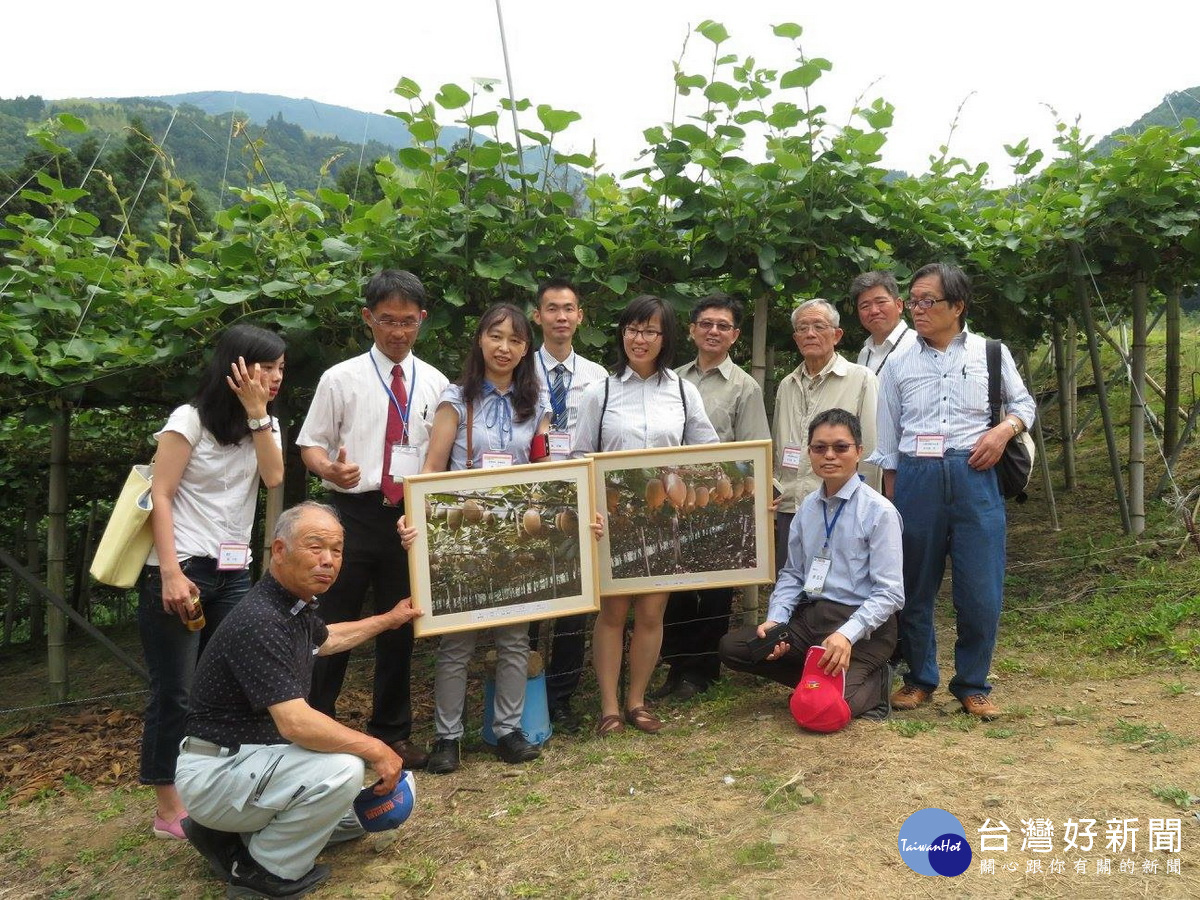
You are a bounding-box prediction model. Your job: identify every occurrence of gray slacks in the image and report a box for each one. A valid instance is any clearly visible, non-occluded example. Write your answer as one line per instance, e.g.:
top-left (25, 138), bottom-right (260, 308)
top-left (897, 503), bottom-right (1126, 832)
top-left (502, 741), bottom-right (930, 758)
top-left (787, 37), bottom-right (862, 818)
top-left (435, 623), bottom-right (529, 741)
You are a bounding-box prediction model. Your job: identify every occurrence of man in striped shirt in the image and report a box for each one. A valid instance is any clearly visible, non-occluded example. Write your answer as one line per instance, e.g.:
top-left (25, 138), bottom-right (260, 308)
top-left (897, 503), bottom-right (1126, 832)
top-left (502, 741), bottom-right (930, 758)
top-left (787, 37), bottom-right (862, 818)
top-left (869, 263), bottom-right (1035, 719)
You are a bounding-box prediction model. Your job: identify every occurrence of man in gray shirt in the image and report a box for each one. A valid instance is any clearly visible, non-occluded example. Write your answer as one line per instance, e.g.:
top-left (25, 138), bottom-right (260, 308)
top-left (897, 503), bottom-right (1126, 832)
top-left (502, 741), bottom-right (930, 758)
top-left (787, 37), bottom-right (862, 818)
top-left (853, 271), bottom-right (915, 375)
top-left (655, 293), bottom-right (770, 700)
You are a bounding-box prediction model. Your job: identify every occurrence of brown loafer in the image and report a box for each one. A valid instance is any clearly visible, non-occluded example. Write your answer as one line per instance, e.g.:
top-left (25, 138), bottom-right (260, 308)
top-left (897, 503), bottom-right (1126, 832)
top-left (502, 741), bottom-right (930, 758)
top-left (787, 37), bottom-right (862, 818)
top-left (388, 739), bottom-right (429, 770)
top-left (960, 694), bottom-right (1001, 720)
top-left (595, 714), bottom-right (624, 738)
top-left (624, 705), bottom-right (664, 734)
top-left (890, 685), bottom-right (933, 710)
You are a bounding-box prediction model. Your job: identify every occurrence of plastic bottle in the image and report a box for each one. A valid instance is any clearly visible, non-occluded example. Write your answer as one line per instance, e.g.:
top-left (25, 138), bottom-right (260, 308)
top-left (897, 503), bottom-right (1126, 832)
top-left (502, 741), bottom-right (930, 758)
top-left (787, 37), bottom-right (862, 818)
top-left (184, 596), bottom-right (206, 632)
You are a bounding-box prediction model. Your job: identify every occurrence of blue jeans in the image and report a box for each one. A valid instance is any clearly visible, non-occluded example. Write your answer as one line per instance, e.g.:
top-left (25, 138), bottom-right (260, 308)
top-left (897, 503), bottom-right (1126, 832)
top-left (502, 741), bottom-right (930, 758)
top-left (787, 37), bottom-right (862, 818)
top-left (137, 558), bottom-right (251, 784)
top-left (893, 452), bottom-right (1006, 699)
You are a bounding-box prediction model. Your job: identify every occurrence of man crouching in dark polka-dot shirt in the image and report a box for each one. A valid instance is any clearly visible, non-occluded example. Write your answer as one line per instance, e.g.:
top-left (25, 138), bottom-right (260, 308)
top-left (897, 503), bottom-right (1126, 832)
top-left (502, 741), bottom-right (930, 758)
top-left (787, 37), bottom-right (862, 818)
top-left (174, 501), bottom-right (421, 898)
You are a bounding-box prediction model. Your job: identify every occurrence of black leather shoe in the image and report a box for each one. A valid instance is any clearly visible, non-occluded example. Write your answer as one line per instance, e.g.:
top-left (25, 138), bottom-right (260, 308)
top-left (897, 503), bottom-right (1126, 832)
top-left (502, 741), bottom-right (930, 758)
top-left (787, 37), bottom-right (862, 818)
top-left (387, 739), bottom-right (429, 770)
top-left (181, 817), bottom-right (241, 881)
top-left (549, 702), bottom-right (582, 734)
top-left (648, 672), bottom-right (681, 701)
top-left (670, 679), bottom-right (707, 702)
top-left (495, 730), bottom-right (541, 764)
top-left (427, 738), bottom-right (460, 775)
top-left (226, 857), bottom-right (330, 898)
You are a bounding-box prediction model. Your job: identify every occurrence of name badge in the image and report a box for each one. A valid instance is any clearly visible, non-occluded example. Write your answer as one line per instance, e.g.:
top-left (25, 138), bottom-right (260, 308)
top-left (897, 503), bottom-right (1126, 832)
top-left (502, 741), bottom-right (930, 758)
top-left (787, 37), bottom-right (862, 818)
top-left (915, 434), bottom-right (946, 458)
top-left (548, 432), bottom-right (572, 456)
top-left (481, 451), bottom-right (514, 469)
top-left (803, 553), bottom-right (832, 595)
top-left (217, 542), bottom-right (250, 571)
top-left (781, 446), bottom-right (804, 470)
top-left (389, 444), bottom-right (421, 477)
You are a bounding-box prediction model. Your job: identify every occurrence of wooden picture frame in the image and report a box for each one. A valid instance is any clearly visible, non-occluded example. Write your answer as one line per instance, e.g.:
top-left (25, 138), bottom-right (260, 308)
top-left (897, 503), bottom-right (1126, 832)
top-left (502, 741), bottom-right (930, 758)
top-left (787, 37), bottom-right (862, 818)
top-left (405, 459), bottom-right (599, 637)
top-left (591, 440), bottom-right (774, 595)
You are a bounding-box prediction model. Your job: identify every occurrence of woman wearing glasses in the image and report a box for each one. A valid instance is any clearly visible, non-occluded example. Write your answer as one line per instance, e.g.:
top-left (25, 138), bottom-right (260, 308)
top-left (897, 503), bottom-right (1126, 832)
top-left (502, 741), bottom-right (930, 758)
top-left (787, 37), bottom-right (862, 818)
top-left (572, 295), bottom-right (718, 736)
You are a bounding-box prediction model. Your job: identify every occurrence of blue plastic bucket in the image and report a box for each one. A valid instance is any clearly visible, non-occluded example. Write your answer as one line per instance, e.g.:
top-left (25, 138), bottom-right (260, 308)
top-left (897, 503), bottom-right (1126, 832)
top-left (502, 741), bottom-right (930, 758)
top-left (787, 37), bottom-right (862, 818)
top-left (481, 670), bottom-right (553, 746)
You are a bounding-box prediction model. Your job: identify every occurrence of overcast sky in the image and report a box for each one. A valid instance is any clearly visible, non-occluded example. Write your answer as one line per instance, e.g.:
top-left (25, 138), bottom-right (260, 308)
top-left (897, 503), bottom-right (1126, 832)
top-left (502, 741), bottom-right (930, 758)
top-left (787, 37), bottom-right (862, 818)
top-left (6, 2), bottom-right (1198, 185)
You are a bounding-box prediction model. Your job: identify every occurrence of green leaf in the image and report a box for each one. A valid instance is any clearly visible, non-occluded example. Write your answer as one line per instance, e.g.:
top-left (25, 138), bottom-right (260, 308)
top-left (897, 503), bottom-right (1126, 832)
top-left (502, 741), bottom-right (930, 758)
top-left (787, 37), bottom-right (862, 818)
top-left (604, 274), bottom-right (628, 295)
top-left (261, 280), bottom-right (299, 297)
top-left (772, 22), bottom-right (803, 39)
top-left (574, 244), bottom-right (600, 267)
top-left (643, 125), bottom-right (667, 145)
top-left (465, 111), bottom-right (500, 128)
top-left (473, 256), bottom-right (516, 279)
top-left (408, 119), bottom-right (438, 143)
top-left (704, 82), bottom-right (740, 107)
top-left (671, 124), bottom-right (709, 145)
top-left (536, 105), bottom-right (582, 135)
top-left (394, 77), bottom-right (422, 99)
top-left (211, 288), bottom-right (254, 306)
top-left (220, 242), bottom-right (255, 267)
top-left (33, 295), bottom-right (82, 314)
top-left (57, 113), bottom-right (87, 133)
top-left (697, 20), bottom-right (729, 44)
top-left (321, 236), bottom-right (360, 262)
top-left (397, 147), bottom-right (432, 169)
top-left (435, 83), bottom-right (471, 109)
top-left (674, 72), bottom-right (707, 94)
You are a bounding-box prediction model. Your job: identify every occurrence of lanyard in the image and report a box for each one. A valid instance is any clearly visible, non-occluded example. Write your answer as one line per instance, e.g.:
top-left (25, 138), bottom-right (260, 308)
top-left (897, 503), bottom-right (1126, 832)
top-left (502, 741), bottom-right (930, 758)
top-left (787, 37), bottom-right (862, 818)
top-left (370, 354), bottom-right (415, 443)
top-left (821, 498), bottom-right (847, 550)
top-left (538, 349), bottom-right (572, 428)
top-left (871, 323), bottom-right (908, 375)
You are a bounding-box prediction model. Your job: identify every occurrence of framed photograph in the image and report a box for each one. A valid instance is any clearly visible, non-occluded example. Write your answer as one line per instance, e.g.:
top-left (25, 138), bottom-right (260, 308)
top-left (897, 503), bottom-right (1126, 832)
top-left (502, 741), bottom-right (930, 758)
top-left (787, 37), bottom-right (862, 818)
top-left (591, 440), bottom-right (774, 595)
top-left (405, 459), bottom-right (599, 637)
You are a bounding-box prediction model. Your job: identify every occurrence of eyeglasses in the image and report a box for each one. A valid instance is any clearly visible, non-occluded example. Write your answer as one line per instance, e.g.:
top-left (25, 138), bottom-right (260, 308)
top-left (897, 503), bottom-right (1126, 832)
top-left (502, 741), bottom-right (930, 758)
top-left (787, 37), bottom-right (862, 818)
top-left (366, 311), bottom-right (423, 331)
top-left (808, 442), bottom-right (859, 455)
top-left (623, 326), bottom-right (663, 341)
top-left (695, 320), bottom-right (735, 332)
top-left (905, 296), bottom-right (948, 310)
top-left (794, 321), bottom-right (834, 334)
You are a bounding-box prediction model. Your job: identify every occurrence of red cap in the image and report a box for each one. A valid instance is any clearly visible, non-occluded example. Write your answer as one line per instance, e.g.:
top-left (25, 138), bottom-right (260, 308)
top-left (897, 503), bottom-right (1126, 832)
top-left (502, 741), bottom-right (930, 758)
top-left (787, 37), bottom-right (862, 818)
top-left (789, 645), bottom-right (851, 733)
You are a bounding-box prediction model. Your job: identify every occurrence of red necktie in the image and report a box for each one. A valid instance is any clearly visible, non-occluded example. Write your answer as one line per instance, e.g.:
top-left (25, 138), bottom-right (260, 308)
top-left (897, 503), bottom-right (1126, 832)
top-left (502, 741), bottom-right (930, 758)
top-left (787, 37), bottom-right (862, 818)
top-left (381, 364), bottom-right (408, 505)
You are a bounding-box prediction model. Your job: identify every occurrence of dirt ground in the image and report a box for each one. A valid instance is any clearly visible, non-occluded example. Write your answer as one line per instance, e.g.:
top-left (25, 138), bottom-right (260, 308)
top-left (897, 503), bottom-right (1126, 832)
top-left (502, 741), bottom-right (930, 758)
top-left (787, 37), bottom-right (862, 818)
top-left (2, 647), bottom-right (1198, 899)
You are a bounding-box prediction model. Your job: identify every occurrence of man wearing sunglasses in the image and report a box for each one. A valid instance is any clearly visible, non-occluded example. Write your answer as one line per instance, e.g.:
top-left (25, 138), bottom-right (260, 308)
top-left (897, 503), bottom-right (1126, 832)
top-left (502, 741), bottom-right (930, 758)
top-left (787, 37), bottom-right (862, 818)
top-left (654, 294), bottom-right (770, 702)
top-left (718, 408), bottom-right (902, 723)
top-left (870, 263), bottom-right (1035, 719)
top-left (295, 269), bottom-right (450, 769)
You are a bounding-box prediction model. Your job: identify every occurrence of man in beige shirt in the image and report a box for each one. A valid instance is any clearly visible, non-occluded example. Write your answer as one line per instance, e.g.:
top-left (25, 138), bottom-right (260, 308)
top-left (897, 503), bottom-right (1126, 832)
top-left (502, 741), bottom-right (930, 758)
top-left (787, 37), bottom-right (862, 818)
top-left (773, 299), bottom-right (879, 573)
top-left (655, 294), bottom-right (771, 700)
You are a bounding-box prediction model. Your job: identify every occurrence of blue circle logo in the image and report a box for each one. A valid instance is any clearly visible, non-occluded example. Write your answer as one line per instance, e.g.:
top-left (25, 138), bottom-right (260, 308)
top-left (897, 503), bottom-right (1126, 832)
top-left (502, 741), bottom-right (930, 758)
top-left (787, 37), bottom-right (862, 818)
top-left (897, 808), bottom-right (972, 876)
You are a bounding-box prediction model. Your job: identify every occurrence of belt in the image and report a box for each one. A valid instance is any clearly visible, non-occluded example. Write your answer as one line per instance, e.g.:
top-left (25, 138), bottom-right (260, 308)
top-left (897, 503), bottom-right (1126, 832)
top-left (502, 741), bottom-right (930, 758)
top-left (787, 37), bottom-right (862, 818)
top-left (180, 736), bottom-right (240, 757)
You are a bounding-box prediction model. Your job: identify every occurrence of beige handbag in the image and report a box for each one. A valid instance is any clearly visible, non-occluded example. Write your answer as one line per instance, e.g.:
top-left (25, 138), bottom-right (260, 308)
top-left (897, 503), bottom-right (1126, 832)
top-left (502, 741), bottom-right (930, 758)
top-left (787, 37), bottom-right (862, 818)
top-left (90, 464), bottom-right (155, 588)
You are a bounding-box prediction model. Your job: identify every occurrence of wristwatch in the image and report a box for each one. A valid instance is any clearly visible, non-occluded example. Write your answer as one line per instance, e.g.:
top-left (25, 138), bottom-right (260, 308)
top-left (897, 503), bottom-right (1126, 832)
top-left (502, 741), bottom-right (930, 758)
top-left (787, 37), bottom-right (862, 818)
top-left (248, 416), bottom-right (272, 432)
top-left (1007, 418), bottom-right (1022, 436)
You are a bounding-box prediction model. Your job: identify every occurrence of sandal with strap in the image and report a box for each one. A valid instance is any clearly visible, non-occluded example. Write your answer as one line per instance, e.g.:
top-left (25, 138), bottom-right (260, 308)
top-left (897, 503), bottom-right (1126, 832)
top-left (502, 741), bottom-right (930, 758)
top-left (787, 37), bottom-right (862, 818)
top-left (624, 705), bottom-right (664, 734)
top-left (595, 714), bottom-right (625, 737)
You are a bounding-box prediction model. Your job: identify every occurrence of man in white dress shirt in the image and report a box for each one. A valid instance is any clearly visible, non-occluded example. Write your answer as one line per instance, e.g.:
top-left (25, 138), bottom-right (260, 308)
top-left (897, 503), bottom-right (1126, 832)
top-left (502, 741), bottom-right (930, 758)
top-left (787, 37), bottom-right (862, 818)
top-left (529, 278), bottom-right (608, 731)
top-left (296, 269), bottom-right (450, 768)
top-left (870, 263), bottom-right (1035, 719)
top-left (852, 271), bottom-right (916, 375)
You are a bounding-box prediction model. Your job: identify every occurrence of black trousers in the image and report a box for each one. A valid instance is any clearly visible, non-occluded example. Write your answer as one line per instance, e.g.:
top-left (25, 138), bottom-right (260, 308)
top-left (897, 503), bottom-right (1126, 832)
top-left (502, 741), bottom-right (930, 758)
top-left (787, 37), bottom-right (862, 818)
top-left (660, 587), bottom-right (734, 687)
top-left (533, 613), bottom-right (590, 707)
top-left (308, 491), bottom-right (414, 743)
top-left (719, 599), bottom-right (897, 718)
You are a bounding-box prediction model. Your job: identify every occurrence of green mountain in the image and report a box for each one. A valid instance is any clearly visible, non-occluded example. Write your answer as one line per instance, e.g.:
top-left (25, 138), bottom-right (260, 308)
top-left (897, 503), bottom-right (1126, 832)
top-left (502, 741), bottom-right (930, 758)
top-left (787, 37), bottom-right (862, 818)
top-left (1094, 86), bottom-right (1200, 155)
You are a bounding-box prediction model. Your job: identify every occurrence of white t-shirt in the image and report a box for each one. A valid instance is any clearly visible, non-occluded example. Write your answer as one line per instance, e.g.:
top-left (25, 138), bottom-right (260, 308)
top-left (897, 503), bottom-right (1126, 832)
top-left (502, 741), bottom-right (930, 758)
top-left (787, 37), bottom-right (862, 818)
top-left (147, 404), bottom-right (280, 565)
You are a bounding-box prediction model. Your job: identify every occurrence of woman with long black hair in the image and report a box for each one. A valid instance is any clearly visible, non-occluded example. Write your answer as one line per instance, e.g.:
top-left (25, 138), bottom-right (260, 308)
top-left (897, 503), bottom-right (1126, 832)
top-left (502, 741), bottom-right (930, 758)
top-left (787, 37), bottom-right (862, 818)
top-left (138, 323), bottom-right (286, 839)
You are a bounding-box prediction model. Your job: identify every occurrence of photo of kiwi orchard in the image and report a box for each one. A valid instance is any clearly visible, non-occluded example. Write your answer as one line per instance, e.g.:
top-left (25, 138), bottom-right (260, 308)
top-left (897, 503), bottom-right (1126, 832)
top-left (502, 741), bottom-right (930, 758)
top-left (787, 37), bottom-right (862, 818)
top-left (405, 461), bottom-right (599, 636)
top-left (592, 441), bottom-right (772, 595)
top-left (422, 480), bottom-right (585, 616)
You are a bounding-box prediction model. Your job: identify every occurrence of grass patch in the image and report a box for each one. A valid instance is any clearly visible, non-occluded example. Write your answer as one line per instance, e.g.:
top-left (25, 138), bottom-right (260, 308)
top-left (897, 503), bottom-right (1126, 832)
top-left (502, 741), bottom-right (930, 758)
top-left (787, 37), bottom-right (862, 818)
top-left (890, 719), bottom-right (936, 738)
top-left (1105, 719), bottom-right (1195, 753)
top-left (760, 776), bottom-right (817, 811)
top-left (1149, 785), bottom-right (1196, 809)
top-left (1162, 681), bottom-right (1191, 697)
top-left (984, 727), bottom-right (1015, 739)
top-left (734, 841), bottom-right (779, 870)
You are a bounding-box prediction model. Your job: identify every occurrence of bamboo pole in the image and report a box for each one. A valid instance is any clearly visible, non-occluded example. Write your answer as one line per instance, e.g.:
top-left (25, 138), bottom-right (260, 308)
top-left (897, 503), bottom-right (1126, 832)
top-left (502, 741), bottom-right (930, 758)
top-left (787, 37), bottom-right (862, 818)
top-left (1129, 280), bottom-right (1148, 535)
top-left (26, 491), bottom-right (43, 641)
top-left (1092, 324), bottom-right (1186, 423)
top-left (1021, 353), bottom-right (1060, 531)
top-left (751, 292), bottom-right (768, 392)
top-left (1065, 314), bottom-right (1078, 446)
top-left (1165, 286), bottom-right (1181, 456)
top-left (47, 403), bottom-right (69, 701)
top-left (1070, 243), bottom-right (1131, 533)
top-left (1050, 320), bottom-right (1077, 490)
